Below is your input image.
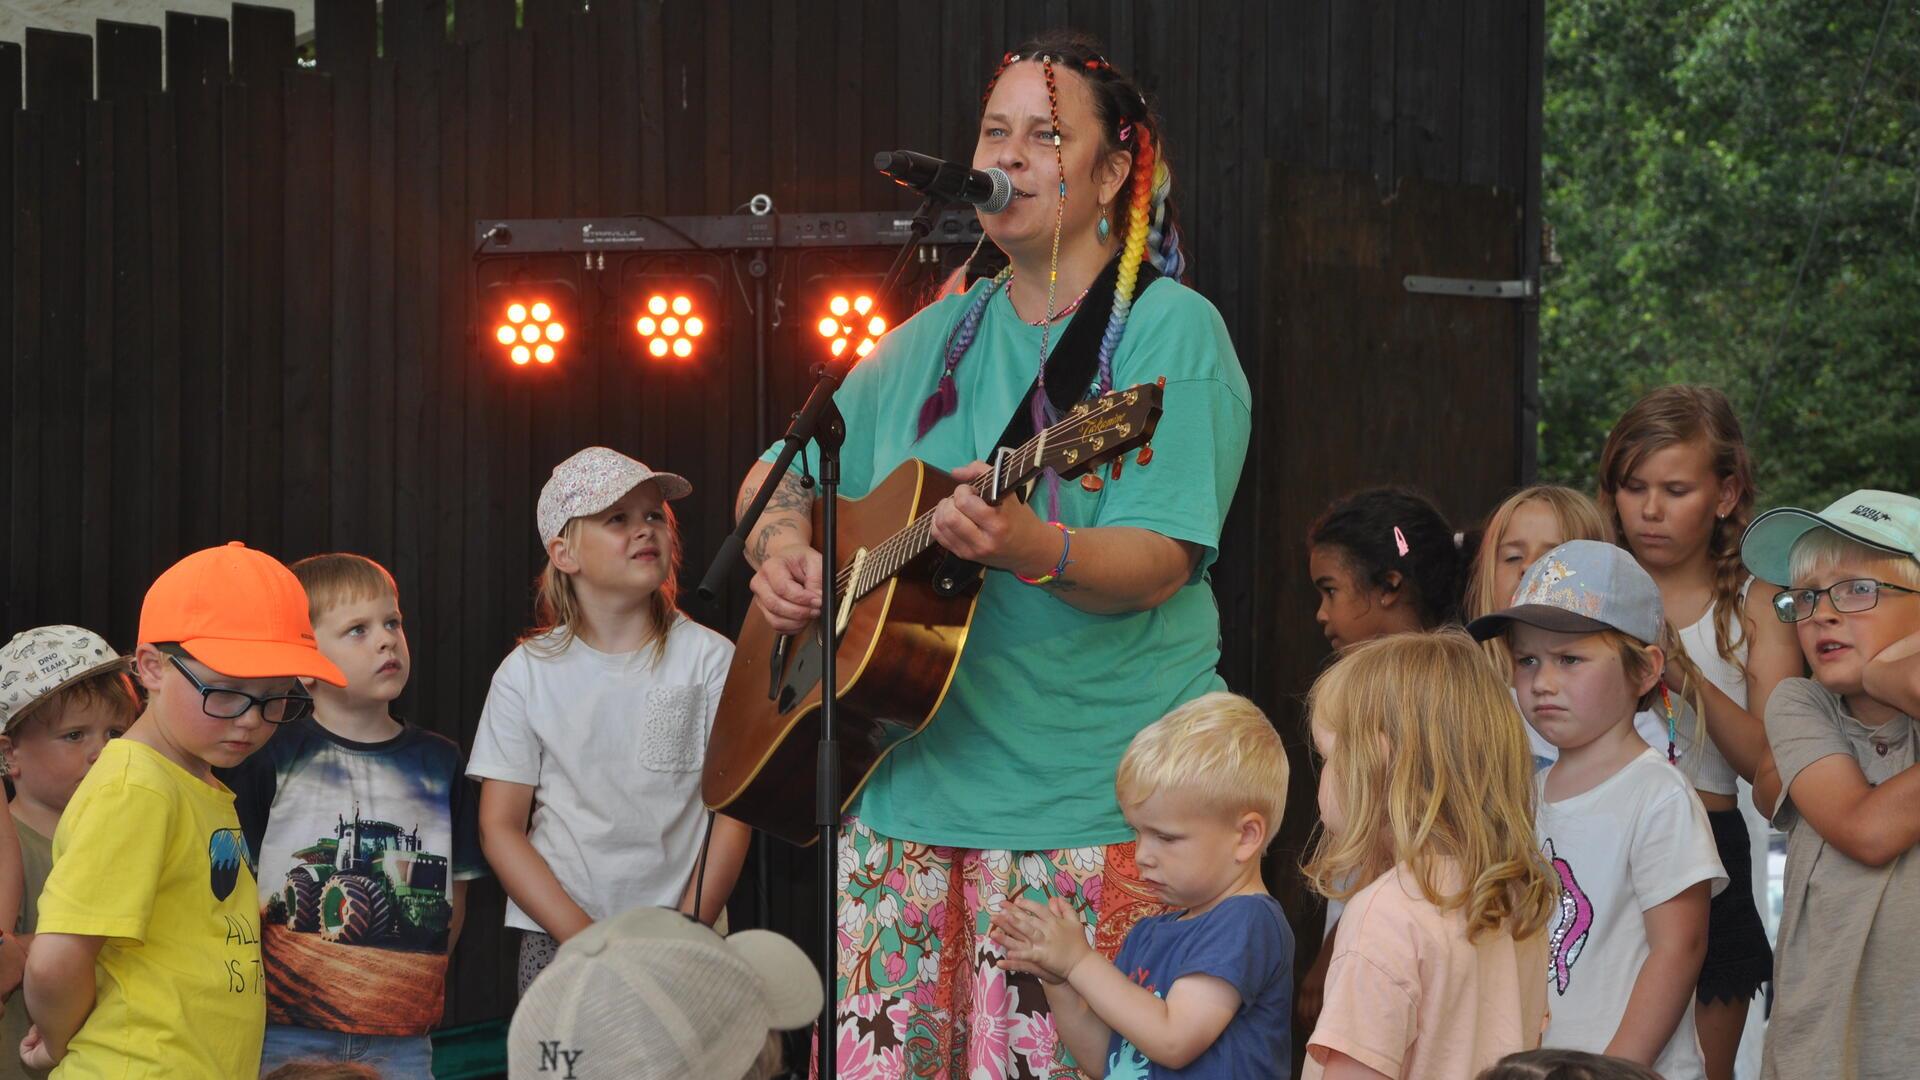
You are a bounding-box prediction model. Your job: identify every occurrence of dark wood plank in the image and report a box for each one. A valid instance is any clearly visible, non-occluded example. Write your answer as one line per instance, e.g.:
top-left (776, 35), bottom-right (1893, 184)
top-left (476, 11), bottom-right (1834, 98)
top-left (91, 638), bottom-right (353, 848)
top-left (96, 21), bottom-right (163, 100)
top-left (856, 0), bottom-right (897, 209)
top-left (1268, 0), bottom-right (1330, 167)
top-left (1325, 0), bottom-right (1372, 175)
top-left (6, 113), bottom-right (43, 629)
top-left (109, 90), bottom-right (155, 633)
top-left (891, 2), bottom-right (938, 194)
top-left (461, 0), bottom-right (517, 44)
top-left (383, 0), bottom-right (445, 65)
top-left (765, 0), bottom-right (797, 209)
top-left (389, 5), bottom-right (441, 651)
top-left (237, 3), bottom-right (296, 552)
top-left (282, 69), bottom-right (334, 551)
top-left (219, 85), bottom-right (257, 544)
top-left (234, 3), bottom-right (295, 83)
top-left (0, 41), bottom-right (19, 111)
top-left (79, 102), bottom-right (116, 630)
top-left (26, 31), bottom-right (92, 619)
top-left (166, 13), bottom-right (229, 551)
top-left (0, 45), bottom-right (17, 623)
top-left (326, 6), bottom-right (374, 552)
top-left (366, 58), bottom-right (399, 572)
top-left (636, 0), bottom-right (668, 206)
top-left (431, 38), bottom-right (469, 770)
top-left (315, 0), bottom-right (376, 72)
top-left (1394, 0), bottom-right (1464, 184)
top-left (703, 0), bottom-right (732, 212)
top-left (830, 0), bottom-right (862, 211)
top-left (165, 12), bottom-right (229, 88)
top-left (25, 28), bottom-right (92, 110)
top-left (147, 93), bottom-right (184, 572)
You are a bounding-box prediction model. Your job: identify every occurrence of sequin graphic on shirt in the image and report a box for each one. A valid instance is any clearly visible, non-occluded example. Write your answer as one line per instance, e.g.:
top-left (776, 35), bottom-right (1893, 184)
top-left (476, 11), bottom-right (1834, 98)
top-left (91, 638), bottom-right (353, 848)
top-left (209, 827), bottom-right (256, 902)
top-left (1544, 839), bottom-right (1593, 995)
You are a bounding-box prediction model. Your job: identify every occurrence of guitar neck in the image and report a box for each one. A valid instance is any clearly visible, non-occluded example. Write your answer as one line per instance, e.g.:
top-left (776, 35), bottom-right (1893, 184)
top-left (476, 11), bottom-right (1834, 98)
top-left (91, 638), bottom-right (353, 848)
top-left (838, 433), bottom-right (1047, 600)
top-left (833, 382), bottom-right (1159, 602)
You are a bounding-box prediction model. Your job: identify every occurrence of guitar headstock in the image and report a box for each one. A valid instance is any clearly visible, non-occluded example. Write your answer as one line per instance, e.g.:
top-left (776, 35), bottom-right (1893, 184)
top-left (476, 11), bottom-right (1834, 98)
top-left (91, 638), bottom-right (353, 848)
top-left (1037, 380), bottom-right (1165, 480)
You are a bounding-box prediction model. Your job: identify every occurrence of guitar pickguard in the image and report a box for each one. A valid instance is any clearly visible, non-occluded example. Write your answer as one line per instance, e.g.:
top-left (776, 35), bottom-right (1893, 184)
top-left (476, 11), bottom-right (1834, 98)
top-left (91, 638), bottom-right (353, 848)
top-left (775, 626), bottom-right (823, 715)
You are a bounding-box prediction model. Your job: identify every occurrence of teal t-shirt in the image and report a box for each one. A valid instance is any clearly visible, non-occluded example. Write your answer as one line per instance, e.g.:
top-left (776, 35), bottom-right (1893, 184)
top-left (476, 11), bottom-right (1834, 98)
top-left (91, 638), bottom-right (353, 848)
top-left (761, 274), bottom-right (1251, 848)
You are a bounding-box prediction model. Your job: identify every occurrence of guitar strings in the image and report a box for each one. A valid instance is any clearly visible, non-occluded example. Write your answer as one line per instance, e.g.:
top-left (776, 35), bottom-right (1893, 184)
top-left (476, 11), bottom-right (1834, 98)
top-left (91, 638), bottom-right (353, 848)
top-left (831, 390), bottom-right (1142, 602)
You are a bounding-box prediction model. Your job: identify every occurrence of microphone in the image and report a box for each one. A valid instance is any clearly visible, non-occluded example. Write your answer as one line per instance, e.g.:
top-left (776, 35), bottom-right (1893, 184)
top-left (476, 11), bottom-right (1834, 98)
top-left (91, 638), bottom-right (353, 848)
top-left (873, 151), bottom-right (1014, 214)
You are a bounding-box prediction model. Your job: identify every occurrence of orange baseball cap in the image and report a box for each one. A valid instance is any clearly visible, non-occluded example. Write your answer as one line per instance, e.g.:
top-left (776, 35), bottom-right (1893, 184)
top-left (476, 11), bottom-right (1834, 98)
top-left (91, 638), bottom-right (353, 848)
top-left (138, 542), bottom-right (347, 685)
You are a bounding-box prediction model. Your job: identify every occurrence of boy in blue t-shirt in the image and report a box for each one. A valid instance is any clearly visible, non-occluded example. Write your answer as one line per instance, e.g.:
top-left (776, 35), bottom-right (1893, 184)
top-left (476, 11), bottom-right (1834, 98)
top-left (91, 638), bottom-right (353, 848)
top-left (219, 553), bottom-right (486, 1078)
top-left (992, 692), bottom-right (1294, 1078)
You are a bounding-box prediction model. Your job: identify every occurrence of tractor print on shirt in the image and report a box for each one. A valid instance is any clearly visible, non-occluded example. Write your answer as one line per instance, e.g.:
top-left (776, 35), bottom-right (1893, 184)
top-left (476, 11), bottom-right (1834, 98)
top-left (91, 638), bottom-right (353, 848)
top-left (265, 802), bottom-right (452, 951)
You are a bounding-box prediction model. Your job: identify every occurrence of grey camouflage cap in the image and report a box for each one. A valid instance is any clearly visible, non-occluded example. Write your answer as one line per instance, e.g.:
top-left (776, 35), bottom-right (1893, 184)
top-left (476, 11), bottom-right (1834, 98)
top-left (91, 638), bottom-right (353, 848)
top-left (1466, 539), bottom-right (1664, 645)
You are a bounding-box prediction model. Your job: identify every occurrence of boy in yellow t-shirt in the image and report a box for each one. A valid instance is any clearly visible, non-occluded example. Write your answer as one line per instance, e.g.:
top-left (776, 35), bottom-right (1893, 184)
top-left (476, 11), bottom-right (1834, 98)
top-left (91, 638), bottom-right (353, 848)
top-left (22, 543), bottom-right (346, 1077)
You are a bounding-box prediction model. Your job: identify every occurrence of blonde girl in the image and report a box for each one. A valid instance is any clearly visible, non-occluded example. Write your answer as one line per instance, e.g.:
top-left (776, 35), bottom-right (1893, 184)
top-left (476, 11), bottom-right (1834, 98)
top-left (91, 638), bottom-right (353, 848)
top-left (1302, 631), bottom-right (1558, 1080)
top-left (1598, 386), bottom-right (1801, 1077)
top-left (467, 447), bottom-right (750, 994)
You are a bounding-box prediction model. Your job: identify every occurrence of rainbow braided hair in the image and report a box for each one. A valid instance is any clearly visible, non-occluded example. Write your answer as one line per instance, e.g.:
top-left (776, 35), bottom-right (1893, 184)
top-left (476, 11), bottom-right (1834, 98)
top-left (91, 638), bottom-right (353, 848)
top-left (1088, 125), bottom-right (1158, 403)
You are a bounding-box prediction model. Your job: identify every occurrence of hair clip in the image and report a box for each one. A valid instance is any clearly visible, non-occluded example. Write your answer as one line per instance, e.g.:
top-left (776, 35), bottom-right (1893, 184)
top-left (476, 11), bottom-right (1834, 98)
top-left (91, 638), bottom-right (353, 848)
top-left (1393, 527), bottom-right (1410, 557)
top-left (1117, 120), bottom-right (1134, 143)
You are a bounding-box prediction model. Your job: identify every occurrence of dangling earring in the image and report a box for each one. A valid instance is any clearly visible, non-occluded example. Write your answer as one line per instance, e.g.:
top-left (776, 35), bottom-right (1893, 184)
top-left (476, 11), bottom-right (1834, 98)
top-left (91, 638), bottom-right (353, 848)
top-left (1096, 209), bottom-right (1111, 242)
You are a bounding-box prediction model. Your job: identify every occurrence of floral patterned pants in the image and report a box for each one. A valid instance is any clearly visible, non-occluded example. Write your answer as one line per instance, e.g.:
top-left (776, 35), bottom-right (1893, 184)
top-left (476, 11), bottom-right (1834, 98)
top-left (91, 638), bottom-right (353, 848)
top-left (822, 815), bottom-right (1169, 1079)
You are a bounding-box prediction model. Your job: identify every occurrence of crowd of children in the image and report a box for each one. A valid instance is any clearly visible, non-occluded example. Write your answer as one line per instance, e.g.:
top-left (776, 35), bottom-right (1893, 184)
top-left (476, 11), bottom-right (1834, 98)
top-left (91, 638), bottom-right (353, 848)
top-left (0, 381), bottom-right (1913, 1079)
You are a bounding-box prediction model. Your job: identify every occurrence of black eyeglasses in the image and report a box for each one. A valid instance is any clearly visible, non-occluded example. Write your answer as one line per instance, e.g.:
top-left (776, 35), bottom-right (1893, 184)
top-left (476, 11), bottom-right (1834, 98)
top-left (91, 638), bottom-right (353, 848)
top-left (1772, 578), bottom-right (1920, 624)
top-left (167, 654), bottom-right (313, 725)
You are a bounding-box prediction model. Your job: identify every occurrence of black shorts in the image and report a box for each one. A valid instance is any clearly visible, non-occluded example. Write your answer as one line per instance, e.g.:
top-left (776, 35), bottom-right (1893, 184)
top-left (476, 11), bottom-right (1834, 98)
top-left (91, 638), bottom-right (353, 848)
top-left (1698, 807), bottom-right (1772, 1005)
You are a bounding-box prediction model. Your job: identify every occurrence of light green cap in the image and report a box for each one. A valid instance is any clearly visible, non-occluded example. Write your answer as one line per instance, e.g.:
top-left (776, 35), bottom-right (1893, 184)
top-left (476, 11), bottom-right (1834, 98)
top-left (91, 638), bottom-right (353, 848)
top-left (1740, 489), bottom-right (1920, 586)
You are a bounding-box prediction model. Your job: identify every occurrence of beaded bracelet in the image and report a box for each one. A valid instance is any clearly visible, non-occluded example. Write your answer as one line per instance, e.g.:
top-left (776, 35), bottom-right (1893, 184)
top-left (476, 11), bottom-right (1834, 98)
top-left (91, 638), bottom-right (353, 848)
top-left (1017, 521), bottom-right (1075, 586)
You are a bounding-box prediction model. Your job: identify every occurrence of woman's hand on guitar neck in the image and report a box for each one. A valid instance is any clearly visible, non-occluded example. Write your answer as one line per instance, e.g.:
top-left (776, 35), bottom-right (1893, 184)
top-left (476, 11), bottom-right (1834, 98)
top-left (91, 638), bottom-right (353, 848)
top-left (749, 544), bottom-right (824, 634)
top-left (932, 462), bottom-right (1059, 577)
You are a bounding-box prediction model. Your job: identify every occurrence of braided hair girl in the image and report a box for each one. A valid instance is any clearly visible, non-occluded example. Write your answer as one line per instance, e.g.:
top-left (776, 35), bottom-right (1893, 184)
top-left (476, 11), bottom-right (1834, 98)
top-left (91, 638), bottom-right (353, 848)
top-left (733, 32), bottom-right (1252, 1078)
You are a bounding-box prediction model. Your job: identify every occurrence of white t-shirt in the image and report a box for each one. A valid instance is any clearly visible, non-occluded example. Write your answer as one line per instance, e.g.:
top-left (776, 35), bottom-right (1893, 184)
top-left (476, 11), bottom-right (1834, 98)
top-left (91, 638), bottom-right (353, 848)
top-left (1536, 748), bottom-right (1727, 1080)
top-left (466, 617), bottom-right (734, 932)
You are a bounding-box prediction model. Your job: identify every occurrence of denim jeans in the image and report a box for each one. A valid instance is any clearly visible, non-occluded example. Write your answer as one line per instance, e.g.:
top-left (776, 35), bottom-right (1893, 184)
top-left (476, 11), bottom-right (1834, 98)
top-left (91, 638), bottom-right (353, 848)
top-left (258, 1023), bottom-right (435, 1078)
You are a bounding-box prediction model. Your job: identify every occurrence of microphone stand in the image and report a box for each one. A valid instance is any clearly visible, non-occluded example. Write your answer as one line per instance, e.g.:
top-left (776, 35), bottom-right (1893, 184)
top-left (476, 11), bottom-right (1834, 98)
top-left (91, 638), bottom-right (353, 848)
top-left (699, 192), bottom-right (948, 1080)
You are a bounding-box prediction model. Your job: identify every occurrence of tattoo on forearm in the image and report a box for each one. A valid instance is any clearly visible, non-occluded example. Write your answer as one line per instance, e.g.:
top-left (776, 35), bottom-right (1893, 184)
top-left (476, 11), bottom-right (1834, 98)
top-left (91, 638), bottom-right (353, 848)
top-left (749, 521), bottom-right (801, 566)
top-left (738, 470), bottom-right (814, 523)
top-left (1042, 577), bottom-right (1082, 593)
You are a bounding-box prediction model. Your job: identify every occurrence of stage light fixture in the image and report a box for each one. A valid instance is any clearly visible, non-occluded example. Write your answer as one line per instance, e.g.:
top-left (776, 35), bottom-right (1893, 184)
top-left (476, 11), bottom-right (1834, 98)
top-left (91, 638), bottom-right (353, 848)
top-left (815, 291), bottom-right (888, 360)
top-left (484, 279), bottom-right (576, 369)
top-left (634, 291), bottom-right (708, 360)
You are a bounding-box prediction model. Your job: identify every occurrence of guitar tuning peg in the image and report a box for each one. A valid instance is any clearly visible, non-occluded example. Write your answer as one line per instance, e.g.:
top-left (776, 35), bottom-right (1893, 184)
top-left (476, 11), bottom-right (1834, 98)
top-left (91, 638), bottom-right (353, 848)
top-left (1136, 445), bottom-right (1154, 467)
top-left (1080, 474), bottom-right (1104, 493)
top-left (1109, 458), bottom-right (1124, 481)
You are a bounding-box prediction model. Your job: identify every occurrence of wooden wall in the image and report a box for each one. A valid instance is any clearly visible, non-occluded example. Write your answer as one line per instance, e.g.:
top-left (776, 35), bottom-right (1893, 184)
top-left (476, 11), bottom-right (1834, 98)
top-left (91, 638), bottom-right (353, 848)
top-left (2, 0), bottom-right (1542, 1027)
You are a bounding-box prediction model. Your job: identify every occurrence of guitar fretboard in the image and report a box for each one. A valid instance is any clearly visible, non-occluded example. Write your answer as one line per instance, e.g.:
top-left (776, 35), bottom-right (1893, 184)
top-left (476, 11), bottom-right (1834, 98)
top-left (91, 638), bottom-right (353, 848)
top-left (834, 393), bottom-right (1132, 601)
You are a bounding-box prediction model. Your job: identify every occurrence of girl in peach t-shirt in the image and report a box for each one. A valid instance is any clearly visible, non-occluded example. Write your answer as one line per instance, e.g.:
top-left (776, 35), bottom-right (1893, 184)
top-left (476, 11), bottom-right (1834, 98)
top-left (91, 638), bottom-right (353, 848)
top-left (1302, 632), bottom-right (1558, 1079)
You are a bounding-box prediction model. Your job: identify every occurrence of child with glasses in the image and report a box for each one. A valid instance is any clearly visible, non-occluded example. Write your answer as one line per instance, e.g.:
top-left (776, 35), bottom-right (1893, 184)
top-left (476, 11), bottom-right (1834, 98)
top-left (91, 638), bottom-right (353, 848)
top-left (1739, 490), bottom-right (1920, 1079)
top-left (219, 554), bottom-right (487, 1078)
top-left (21, 543), bottom-right (347, 1076)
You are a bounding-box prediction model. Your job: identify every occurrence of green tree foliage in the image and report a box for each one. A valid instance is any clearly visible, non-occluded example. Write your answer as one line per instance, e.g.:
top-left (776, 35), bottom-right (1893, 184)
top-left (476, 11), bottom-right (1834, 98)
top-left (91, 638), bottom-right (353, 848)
top-left (1541, 0), bottom-right (1920, 508)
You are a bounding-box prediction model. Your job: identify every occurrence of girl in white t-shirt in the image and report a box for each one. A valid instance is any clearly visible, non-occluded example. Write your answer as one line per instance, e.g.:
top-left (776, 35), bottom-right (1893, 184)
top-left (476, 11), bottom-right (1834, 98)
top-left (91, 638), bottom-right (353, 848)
top-left (1302, 631), bottom-right (1558, 1080)
top-left (1598, 386), bottom-right (1802, 1079)
top-left (1471, 539), bottom-right (1727, 1080)
top-left (467, 447), bottom-right (748, 994)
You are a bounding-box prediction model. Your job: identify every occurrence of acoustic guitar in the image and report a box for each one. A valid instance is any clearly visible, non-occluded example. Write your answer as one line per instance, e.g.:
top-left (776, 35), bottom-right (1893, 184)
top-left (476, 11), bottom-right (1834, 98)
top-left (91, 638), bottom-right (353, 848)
top-left (703, 380), bottom-right (1165, 844)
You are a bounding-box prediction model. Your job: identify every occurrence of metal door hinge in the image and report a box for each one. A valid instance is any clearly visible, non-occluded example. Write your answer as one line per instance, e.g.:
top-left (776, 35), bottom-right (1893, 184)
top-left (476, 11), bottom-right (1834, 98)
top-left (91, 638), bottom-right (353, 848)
top-left (1403, 275), bottom-right (1535, 299)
